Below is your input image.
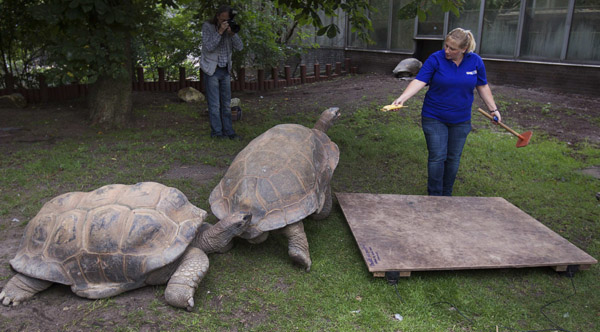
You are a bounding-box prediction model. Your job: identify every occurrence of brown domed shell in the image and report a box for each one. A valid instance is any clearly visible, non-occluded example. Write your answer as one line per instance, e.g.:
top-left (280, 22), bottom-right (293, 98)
top-left (10, 182), bottom-right (206, 295)
top-left (393, 57), bottom-right (423, 77)
top-left (209, 124), bottom-right (339, 239)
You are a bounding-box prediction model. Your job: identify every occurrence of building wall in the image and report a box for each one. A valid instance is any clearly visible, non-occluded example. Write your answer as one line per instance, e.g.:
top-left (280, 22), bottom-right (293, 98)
top-left (343, 49), bottom-right (600, 96)
top-left (344, 50), bottom-right (412, 75)
top-left (289, 48), bottom-right (346, 75)
top-left (483, 61), bottom-right (600, 97)
top-left (336, 0), bottom-right (600, 96)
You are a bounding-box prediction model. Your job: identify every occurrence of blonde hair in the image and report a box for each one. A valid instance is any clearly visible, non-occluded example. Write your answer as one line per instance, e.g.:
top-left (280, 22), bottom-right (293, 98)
top-left (446, 28), bottom-right (476, 53)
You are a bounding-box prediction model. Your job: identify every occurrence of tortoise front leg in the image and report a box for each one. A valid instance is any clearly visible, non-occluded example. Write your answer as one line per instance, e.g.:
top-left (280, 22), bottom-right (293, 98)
top-left (281, 221), bottom-right (311, 272)
top-left (0, 273), bottom-right (53, 306)
top-left (164, 247), bottom-right (209, 311)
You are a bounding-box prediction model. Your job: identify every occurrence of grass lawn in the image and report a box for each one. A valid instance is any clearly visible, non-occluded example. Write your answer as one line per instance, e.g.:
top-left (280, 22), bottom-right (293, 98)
top-left (0, 75), bottom-right (598, 331)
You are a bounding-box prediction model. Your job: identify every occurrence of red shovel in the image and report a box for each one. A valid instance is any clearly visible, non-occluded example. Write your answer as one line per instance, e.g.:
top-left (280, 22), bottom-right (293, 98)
top-left (477, 108), bottom-right (532, 148)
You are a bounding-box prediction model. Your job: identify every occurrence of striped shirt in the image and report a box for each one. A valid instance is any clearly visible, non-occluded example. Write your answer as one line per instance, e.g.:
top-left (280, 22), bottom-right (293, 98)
top-left (202, 22), bottom-right (243, 69)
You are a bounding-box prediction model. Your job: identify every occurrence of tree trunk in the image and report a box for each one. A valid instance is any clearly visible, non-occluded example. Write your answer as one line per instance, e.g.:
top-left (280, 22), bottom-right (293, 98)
top-left (87, 37), bottom-right (133, 128)
top-left (87, 75), bottom-right (132, 127)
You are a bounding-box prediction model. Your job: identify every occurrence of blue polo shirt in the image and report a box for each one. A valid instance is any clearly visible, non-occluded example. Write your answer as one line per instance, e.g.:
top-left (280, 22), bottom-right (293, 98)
top-left (415, 50), bottom-right (488, 123)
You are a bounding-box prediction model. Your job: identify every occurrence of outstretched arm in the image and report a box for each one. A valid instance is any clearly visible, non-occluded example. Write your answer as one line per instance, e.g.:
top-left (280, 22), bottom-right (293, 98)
top-left (392, 79), bottom-right (427, 106)
top-left (476, 84), bottom-right (501, 122)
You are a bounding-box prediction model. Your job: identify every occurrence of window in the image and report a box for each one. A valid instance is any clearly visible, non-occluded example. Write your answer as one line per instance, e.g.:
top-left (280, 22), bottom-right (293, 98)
top-left (567, 0), bottom-right (600, 62)
top-left (315, 9), bottom-right (346, 48)
top-left (345, 0), bottom-right (598, 65)
top-left (368, 0), bottom-right (392, 49)
top-left (520, 0), bottom-right (569, 60)
top-left (391, 0), bottom-right (415, 51)
top-left (448, 0), bottom-right (481, 39)
top-left (416, 4), bottom-right (445, 37)
top-left (480, 0), bottom-right (520, 56)
top-left (348, 28), bottom-right (368, 48)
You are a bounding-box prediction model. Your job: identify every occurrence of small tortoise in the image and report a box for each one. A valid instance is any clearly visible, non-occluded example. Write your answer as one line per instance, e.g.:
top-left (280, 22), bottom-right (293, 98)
top-left (393, 58), bottom-right (423, 77)
top-left (209, 107), bottom-right (341, 271)
top-left (0, 182), bottom-right (251, 310)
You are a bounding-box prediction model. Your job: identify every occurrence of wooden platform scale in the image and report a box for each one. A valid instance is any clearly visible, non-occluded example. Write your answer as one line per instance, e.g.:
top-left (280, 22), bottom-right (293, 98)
top-left (336, 193), bottom-right (597, 277)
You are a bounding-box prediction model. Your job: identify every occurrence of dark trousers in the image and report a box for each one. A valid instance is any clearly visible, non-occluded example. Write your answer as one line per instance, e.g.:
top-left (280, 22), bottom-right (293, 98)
top-left (422, 116), bottom-right (471, 196)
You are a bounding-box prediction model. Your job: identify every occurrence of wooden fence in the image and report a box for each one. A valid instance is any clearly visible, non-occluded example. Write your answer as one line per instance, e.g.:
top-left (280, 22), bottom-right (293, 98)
top-left (0, 59), bottom-right (357, 103)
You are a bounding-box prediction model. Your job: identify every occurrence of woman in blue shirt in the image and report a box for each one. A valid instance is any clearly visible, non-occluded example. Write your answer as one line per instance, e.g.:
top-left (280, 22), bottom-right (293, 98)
top-left (392, 28), bottom-right (502, 196)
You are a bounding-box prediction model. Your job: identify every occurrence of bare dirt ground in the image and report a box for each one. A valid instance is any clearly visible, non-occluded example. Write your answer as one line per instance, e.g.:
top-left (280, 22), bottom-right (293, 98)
top-left (0, 73), bottom-right (599, 331)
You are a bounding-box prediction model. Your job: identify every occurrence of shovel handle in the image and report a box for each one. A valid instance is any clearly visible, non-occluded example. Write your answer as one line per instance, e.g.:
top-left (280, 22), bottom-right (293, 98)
top-left (476, 108), bottom-right (523, 139)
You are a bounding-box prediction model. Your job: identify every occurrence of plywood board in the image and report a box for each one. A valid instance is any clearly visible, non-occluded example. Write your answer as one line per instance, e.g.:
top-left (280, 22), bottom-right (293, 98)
top-left (336, 193), bottom-right (597, 277)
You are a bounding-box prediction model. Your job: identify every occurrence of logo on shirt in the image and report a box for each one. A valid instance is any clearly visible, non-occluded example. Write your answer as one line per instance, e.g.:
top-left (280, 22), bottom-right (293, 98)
top-left (466, 70), bottom-right (477, 75)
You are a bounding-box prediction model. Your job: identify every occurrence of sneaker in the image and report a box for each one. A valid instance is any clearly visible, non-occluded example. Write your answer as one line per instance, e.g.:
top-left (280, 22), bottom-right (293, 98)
top-left (228, 134), bottom-right (242, 141)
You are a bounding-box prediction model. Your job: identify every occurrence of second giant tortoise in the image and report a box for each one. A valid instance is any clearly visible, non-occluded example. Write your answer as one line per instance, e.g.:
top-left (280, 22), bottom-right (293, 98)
top-left (209, 107), bottom-right (341, 271)
top-left (393, 58), bottom-right (423, 77)
top-left (0, 182), bottom-right (251, 310)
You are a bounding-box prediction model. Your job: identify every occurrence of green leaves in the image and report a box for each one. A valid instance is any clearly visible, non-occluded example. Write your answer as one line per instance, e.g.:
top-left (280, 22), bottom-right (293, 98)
top-left (28, 0), bottom-right (170, 83)
top-left (317, 24), bottom-right (340, 38)
top-left (273, 0), bottom-right (373, 41)
top-left (7, 0), bottom-right (466, 90)
top-left (94, 0), bottom-right (108, 14)
top-left (397, 0), bottom-right (464, 21)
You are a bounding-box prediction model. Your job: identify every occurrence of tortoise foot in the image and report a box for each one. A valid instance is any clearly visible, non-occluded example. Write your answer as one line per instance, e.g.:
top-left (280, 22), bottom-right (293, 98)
top-left (282, 222), bottom-right (311, 271)
top-left (164, 247), bottom-right (208, 310)
top-left (0, 274), bottom-right (52, 306)
top-left (289, 248), bottom-right (312, 272)
top-left (165, 283), bottom-right (195, 311)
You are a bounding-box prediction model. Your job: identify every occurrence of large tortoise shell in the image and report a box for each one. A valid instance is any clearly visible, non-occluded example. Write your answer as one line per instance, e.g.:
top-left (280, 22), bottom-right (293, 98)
top-left (209, 124), bottom-right (339, 239)
top-left (10, 182), bottom-right (206, 296)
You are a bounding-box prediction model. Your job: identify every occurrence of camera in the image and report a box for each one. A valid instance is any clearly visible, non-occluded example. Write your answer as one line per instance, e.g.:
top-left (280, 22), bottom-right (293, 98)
top-left (227, 9), bottom-right (240, 33)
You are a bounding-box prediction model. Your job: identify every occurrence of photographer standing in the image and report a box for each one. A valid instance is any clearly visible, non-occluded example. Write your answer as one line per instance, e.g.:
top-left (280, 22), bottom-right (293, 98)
top-left (201, 5), bottom-right (243, 140)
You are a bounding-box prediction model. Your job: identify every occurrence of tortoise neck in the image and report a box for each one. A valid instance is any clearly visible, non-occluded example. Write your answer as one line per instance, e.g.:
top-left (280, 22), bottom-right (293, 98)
top-left (313, 119), bottom-right (330, 133)
top-left (193, 223), bottom-right (224, 253)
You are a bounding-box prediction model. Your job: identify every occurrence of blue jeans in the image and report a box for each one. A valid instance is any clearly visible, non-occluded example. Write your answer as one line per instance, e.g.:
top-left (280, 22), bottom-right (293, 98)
top-left (421, 116), bottom-right (471, 196)
top-left (204, 67), bottom-right (235, 137)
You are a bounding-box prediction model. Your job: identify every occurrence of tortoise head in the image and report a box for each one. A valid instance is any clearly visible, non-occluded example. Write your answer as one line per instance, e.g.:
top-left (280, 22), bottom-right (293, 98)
top-left (194, 211), bottom-right (252, 253)
top-left (314, 107), bottom-right (341, 133)
top-left (225, 211), bottom-right (253, 237)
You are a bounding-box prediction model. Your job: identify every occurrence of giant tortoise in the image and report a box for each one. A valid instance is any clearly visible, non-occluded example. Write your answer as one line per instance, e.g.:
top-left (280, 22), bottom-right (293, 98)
top-left (0, 182), bottom-right (251, 310)
top-left (209, 107), bottom-right (341, 271)
top-left (393, 57), bottom-right (423, 77)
